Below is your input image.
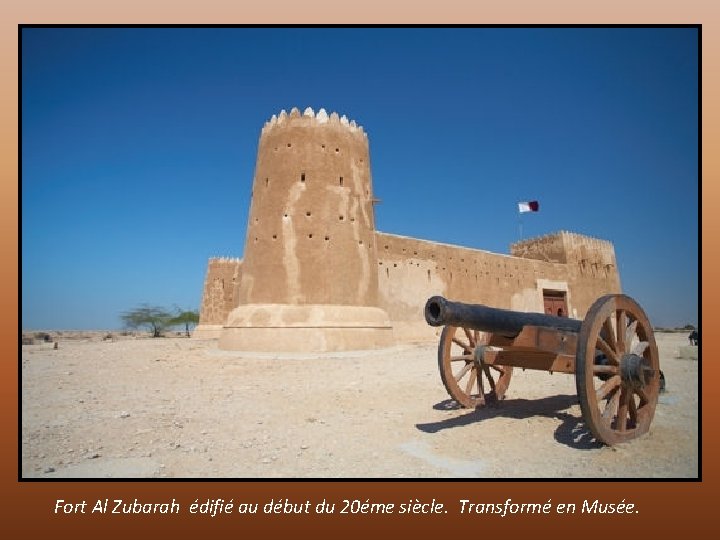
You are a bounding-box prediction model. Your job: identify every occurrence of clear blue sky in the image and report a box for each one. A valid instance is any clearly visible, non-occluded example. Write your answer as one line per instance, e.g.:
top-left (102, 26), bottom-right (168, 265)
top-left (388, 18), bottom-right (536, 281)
top-left (21, 27), bottom-right (699, 330)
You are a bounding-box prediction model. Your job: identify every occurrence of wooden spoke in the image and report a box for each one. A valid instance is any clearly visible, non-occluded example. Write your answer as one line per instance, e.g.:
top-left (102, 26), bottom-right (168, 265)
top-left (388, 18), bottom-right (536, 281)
top-left (462, 327), bottom-right (474, 347)
top-left (592, 364), bottom-right (617, 375)
top-left (635, 387), bottom-right (650, 406)
top-left (438, 326), bottom-right (513, 408)
top-left (483, 364), bottom-right (497, 394)
top-left (616, 387), bottom-right (630, 432)
top-left (628, 395), bottom-right (638, 426)
top-left (602, 317), bottom-right (617, 352)
top-left (616, 310), bottom-right (628, 354)
top-left (465, 368), bottom-right (477, 395)
top-left (603, 388), bottom-right (621, 420)
top-left (625, 319), bottom-right (638, 346)
top-left (632, 341), bottom-right (649, 356)
top-left (596, 335), bottom-right (620, 365)
top-left (452, 337), bottom-right (471, 352)
top-left (476, 365), bottom-right (486, 396)
top-left (596, 375), bottom-right (620, 402)
top-left (454, 362), bottom-right (472, 381)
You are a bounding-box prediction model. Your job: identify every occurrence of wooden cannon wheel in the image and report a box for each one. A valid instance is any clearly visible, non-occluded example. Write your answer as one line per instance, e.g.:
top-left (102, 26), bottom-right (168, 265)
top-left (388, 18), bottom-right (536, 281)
top-left (438, 325), bottom-right (513, 408)
top-left (576, 295), bottom-right (661, 445)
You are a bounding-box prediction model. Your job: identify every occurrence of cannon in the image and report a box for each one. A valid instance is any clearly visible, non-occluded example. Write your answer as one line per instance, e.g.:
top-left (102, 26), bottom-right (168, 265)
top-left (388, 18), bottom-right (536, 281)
top-left (424, 294), bottom-right (662, 445)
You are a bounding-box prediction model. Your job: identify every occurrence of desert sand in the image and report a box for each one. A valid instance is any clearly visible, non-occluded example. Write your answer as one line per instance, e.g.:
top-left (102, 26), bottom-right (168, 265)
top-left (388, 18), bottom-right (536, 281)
top-left (21, 332), bottom-right (698, 478)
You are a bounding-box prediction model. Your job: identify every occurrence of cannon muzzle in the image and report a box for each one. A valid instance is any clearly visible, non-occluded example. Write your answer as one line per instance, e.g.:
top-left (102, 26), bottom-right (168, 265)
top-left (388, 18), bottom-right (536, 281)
top-left (424, 296), bottom-right (582, 337)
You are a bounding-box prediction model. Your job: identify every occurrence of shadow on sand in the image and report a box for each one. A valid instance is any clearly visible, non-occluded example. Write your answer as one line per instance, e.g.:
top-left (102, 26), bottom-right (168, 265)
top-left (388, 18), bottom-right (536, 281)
top-left (416, 394), bottom-right (603, 450)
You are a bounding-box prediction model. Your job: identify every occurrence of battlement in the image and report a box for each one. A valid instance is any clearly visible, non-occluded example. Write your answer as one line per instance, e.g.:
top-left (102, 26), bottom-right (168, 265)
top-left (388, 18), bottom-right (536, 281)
top-left (199, 108), bottom-right (623, 349)
top-left (208, 257), bottom-right (242, 265)
top-left (261, 107), bottom-right (367, 138)
top-left (511, 231), bottom-right (616, 266)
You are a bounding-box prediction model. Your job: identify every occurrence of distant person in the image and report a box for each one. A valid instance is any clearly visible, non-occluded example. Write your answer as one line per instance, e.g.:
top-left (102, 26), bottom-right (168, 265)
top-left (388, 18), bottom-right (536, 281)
top-left (689, 330), bottom-right (698, 346)
top-left (557, 307), bottom-right (565, 317)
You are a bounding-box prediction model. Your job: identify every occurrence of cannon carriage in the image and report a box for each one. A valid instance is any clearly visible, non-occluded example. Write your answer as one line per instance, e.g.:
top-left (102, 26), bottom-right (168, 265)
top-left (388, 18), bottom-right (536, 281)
top-left (424, 294), bottom-right (662, 445)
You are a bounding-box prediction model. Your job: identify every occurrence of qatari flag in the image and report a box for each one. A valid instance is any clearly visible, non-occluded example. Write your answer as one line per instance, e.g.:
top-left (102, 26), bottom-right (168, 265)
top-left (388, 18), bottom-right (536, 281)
top-left (518, 200), bottom-right (539, 213)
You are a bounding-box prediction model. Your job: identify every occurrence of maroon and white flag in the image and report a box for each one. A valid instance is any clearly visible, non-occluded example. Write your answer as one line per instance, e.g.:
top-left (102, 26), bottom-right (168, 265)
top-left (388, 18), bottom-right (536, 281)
top-left (518, 200), bottom-right (539, 213)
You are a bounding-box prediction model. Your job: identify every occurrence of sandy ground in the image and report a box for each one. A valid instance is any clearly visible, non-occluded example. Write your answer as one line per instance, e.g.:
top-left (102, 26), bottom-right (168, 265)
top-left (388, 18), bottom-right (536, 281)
top-left (21, 332), bottom-right (698, 479)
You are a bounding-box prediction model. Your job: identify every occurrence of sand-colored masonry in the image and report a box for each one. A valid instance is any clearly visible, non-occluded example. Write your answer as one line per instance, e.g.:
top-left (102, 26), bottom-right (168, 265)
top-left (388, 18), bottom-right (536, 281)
top-left (197, 108), bottom-right (621, 350)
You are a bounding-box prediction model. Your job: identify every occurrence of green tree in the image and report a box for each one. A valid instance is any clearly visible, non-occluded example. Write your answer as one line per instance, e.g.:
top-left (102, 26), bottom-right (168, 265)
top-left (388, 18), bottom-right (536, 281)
top-left (120, 305), bottom-right (174, 337)
top-left (170, 309), bottom-right (200, 337)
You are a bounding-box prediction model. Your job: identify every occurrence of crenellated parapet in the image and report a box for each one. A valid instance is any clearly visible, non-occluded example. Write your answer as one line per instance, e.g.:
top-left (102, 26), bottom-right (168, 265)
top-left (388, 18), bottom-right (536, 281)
top-left (510, 231), bottom-right (617, 266)
top-left (208, 256), bottom-right (243, 265)
top-left (261, 107), bottom-right (367, 139)
top-left (197, 108), bottom-right (623, 349)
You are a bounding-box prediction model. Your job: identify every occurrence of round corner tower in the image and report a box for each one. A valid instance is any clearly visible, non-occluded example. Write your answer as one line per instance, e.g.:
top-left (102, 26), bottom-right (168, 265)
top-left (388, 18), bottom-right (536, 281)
top-left (219, 107), bottom-right (393, 351)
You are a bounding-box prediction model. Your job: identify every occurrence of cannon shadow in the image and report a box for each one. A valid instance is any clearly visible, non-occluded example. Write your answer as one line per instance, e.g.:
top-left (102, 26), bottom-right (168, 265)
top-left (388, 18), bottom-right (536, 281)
top-left (416, 394), bottom-right (603, 450)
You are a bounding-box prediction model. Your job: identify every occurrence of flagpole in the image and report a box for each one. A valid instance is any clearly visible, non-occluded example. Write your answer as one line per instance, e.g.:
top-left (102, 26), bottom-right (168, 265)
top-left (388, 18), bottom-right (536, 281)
top-left (518, 214), bottom-right (523, 240)
top-left (517, 200), bottom-right (538, 239)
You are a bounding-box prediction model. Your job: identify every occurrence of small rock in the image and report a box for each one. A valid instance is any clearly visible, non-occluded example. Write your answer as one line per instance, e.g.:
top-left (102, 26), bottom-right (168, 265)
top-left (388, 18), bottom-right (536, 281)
top-left (118, 411), bottom-right (131, 419)
top-left (87, 452), bottom-right (100, 459)
top-left (300, 444), bottom-right (309, 450)
top-left (44, 467), bottom-right (55, 473)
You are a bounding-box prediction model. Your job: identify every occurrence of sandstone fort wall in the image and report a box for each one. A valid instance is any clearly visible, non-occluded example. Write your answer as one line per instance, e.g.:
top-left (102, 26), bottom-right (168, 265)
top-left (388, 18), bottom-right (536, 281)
top-left (195, 108), bottom-right (623, 350)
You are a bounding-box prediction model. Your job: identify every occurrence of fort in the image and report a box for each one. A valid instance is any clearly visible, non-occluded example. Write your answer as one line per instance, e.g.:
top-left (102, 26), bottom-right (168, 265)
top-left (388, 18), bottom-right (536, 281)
top-left (194, 107), bottom-right (621, 351)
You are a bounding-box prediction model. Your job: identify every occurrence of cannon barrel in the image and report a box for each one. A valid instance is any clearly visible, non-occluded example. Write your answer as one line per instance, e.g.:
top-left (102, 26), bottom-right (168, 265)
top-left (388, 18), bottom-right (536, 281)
top-left (424, 296), bottom-right (583, 337)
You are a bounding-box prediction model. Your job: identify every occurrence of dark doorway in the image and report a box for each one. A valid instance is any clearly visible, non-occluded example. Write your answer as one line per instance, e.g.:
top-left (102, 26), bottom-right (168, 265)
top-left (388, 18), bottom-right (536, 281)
top-left (543, 290), bottom-right (568, 317)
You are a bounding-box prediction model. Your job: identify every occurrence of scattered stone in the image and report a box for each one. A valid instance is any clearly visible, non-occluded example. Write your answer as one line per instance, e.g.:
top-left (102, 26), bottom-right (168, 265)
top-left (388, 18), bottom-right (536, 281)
top-left (300, 444), bottom-right (309, 450)
top-left (44, 467), bottom-right (55, 473)
top-left (118, 411), bottom-right (131, 418)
